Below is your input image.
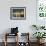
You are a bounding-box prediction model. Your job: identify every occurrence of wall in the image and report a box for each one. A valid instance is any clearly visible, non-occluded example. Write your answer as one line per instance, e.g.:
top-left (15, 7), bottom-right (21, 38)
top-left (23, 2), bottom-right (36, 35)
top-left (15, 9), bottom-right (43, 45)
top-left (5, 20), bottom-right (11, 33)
top-left (0, 0), bottom-right (36, 42)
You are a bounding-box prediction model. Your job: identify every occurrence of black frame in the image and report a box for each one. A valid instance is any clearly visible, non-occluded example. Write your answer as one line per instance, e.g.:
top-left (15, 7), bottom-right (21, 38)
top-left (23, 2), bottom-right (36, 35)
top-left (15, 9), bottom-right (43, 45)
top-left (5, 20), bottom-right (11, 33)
top-left (10, 7), bottom-right (26, 20)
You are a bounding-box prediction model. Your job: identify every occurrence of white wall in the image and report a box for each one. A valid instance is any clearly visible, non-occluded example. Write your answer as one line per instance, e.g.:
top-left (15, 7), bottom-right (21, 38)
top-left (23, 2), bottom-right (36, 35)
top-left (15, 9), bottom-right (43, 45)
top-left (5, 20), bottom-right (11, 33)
top-left (0, 0), bottom-right (36, 42)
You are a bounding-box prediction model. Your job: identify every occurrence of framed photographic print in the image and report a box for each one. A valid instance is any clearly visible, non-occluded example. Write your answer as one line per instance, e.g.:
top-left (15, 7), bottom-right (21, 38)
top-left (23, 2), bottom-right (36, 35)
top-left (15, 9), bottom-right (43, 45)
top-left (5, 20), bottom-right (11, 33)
top-left (37, 0), bottom-right (46, 18)
top-left (36, 0), bottom-right (46, 26)
top-left (10, 7), bottom-right (26, 20)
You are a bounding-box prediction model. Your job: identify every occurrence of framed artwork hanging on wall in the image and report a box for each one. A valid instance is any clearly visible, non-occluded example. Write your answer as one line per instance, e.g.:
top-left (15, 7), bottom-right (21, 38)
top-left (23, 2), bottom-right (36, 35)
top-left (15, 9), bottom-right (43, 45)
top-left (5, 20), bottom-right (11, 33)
top-left (36, 0), bottom-right (46, 26)
top-left (37, 0), bottom-right (46, 18)
top-left (10, 7), bottom-right (26, 20)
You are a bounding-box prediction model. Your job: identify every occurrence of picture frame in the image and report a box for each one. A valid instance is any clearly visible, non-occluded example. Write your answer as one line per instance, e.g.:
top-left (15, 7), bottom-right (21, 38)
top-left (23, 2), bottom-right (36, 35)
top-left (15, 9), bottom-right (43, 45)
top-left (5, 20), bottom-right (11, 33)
top-left (10, 7), bottom-right (26, 20)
